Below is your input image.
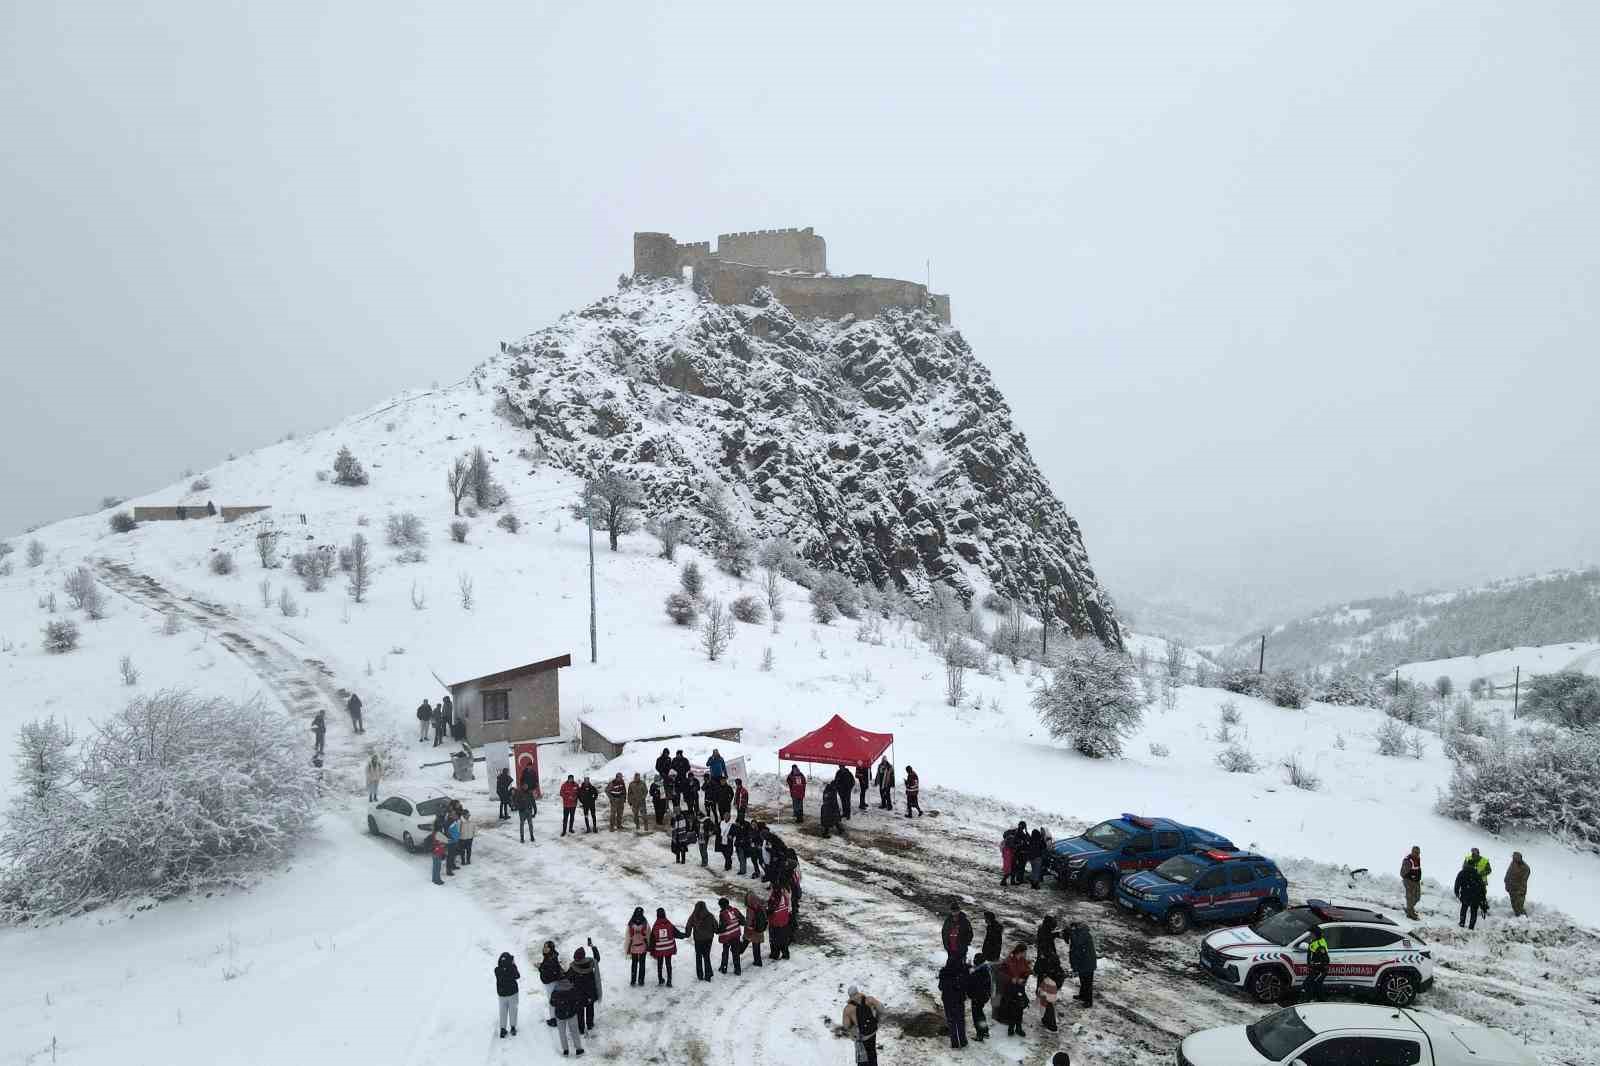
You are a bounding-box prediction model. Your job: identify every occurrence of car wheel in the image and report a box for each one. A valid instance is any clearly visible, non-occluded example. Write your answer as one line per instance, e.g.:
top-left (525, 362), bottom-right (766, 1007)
top-left (1162, 908), bottom-right (1191, 935)
top-left (402, 831), bottom-right (416, 852)
top-left (1088, 873), bottom-right (1115, 902)
top-left (1255, 898), bottom-right (1283, 922)
top-left (367, 815), bottom-right (379, 835)
top-left (1377, 969), bottom-right (1418, 1007)
top-left (1248, 966), bottom-right (1289, 1004)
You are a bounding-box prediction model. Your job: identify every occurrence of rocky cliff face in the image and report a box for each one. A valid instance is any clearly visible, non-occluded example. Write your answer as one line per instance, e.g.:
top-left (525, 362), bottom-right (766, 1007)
top-left (486, 279), bottom-right (1121, 647)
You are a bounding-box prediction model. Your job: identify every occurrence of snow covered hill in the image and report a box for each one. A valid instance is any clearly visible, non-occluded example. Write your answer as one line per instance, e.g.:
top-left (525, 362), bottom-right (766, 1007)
top-left (3, 282), bottom-right (1598, 1064)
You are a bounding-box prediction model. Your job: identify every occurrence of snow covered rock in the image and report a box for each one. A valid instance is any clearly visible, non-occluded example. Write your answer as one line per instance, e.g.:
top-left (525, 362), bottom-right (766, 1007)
top-left (489, 279), bottom-right (1121, 646)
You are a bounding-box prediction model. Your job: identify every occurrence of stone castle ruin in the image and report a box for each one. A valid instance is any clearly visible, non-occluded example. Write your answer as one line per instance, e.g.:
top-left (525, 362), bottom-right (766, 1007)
top-left (633, 227), bottom-right (951, 325)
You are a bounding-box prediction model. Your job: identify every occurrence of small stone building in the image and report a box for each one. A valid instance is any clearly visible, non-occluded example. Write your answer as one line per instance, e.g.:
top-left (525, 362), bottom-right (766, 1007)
top-left (446, 653), bottom-right (572, 747)
top-left (578, 710), bottom-right (742, 760)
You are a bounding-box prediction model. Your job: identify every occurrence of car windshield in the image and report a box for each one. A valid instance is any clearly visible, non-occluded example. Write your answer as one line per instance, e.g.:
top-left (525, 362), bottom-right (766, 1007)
top-left (1245, 1007), bottom-right (1316, 1060)
top-left (415, 798), bottom-right (450, 816)
top-left (1154, 855), bottom-right (1206, 884)
top-left (1082, 821), bottom-right (1131, 849)
top-left (1252, 909), bottom-right (1317, 946)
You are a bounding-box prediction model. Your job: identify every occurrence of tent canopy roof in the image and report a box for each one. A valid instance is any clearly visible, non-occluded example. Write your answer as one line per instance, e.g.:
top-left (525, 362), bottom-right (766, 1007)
top-left (777, 714), bottom-right (893, 769)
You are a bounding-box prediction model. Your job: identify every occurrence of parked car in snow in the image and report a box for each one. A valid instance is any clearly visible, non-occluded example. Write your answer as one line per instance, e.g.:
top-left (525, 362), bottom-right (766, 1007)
top-left (1046, 813), bottom-right (1234, 901)
top-left (1177, 1004), bottom-right (1533, 1066)
top-left (1199, 900), bottom-right (1433, 1006)
top-left (1115, 847), bottom-right (1288, 933)
top-left (368, 794), bottom-right (452, 851)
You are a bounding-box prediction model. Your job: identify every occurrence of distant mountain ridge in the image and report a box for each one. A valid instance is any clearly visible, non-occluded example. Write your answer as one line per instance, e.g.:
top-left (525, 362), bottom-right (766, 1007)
top-left (1219, 568), bottom-right (1600, 675)
top-left (486, 278), bottom-right (1121, 647)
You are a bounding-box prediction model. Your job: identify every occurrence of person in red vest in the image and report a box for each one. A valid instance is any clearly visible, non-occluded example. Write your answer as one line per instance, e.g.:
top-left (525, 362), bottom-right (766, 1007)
top-left (767, 883), bottom-right (793, 961)
top-left (559, 774), bottom-right (578, 837)
top-left (717, 896), bottom-right (746, 976)
top-left (648, 907), bottom-right (683, 987)
top-left (786, 764), bottom-right (807, 822)
top-left (734, 778), bottom-right (749, 819)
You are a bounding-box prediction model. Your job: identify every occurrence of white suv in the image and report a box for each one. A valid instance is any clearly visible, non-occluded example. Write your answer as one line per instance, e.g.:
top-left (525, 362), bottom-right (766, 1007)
top-left (1178, 1004), bottom-right (1533, 1066)
top-left (1198, 900), bottom-right (1433, 1006)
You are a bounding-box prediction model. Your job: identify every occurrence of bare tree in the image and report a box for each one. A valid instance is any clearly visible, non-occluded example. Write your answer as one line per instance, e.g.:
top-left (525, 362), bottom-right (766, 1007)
top-left (944, 637), bottom-right (980, 707)
top-left (258, 578), bottom-right (272, 608)
top-left (457, 572), bottom-right (475, 611)
top-left (700, 598), bottom-right (735, 661)
top-left (63, 567), bottom-right (97, 611)
top-left (573, 471), bottom-right (643, 551)
top-left (346, 533), bottom-right (371, 603)
top-left (445, 455), bottom-right (472, 516)
top-left (119, 654), bottom-right (140, 686)
top-left (761, 567), bottom-right (784, 626)
top-left (255, 529), bottom-right (281, 569)
top-left (648, 515), bottom-right (685, 561)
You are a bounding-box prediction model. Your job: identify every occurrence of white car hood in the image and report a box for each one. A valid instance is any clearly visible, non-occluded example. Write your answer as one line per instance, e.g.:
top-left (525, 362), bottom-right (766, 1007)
top-left (1204, 926), bottom-right (1282, 955)
top-left (1180, 1025), bottom-right (1271, 1065)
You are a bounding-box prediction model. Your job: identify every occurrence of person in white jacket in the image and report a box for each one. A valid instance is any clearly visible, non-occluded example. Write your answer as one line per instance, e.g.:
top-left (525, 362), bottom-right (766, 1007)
top-left (365, 754), bottom-right (381, 803)
top-left (459, 809), bottom-right (476, 866)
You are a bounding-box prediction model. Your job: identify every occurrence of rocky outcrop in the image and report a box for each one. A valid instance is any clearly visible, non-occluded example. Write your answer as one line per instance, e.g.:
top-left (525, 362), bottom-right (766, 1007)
top-left (485, 279), bottom-right (1121, 648)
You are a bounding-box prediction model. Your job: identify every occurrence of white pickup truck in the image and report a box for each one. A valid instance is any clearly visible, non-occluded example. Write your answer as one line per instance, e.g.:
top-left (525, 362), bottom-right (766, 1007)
top-left (1178, 1004), bottom-right (1533, 1066)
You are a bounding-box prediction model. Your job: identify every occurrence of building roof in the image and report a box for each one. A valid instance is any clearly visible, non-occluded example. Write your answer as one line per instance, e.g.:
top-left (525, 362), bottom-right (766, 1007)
top-left (442, 653), bottom-right (571, 690)
top-left (579, 705), bottom-right (739, 745)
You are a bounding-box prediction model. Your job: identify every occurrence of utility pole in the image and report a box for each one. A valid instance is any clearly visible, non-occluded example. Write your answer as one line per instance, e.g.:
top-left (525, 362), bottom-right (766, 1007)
top-left (1394, 668), bottom-right (1401, 697)
top-left (1513, 665), bottom-right (1520, 718)
top-left (587, 496), bottom-right (597, 664)
top-left (1258, 634), bottom-right (1267, 674)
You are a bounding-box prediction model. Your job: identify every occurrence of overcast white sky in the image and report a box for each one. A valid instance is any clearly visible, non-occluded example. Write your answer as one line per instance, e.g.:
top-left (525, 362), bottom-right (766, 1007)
top-left (3, 3), bottom-right (1597, 627)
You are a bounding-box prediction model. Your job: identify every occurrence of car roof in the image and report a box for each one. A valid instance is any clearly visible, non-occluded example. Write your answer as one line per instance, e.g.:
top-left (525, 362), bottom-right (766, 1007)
top-left (1184, 848), bottom-right (1275, 866)
top-left (1295, 1005), bottom-right (1424, 1035)
top-left (1297, 901), bottom-right (1397, 926)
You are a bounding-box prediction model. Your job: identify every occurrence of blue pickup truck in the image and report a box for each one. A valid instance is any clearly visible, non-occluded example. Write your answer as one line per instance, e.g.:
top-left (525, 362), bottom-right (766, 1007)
top-left (1047, 813), bottom-right (1235, 901)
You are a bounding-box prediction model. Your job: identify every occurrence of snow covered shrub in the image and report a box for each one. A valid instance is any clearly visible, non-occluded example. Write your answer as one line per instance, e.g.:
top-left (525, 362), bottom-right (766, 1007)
top-left (699, 599), bottom-right (735, 661)
top-left (1434, 676), bottom-right (1454, 699)
top-left (162, 610), bottom-right (182, 636)
top-left (1191, 659), bottom-right (1215, 689)
top-left (856, 614), bottom-right (885, 646)
top-left (41, 619), bottom-right (79, 653)
top-left (1215, 742), bottom-right (1259, 773)
top-left (457, 572), bottom-right (474, 610)
top-left (119, 654), bottom-right (140, 686)
top-left (26, 539), bottom-right (45, 568)
top-left (809, 572), bottom-right (861, 620)
top-left (450, 519), bottom-right (469, 544)
top-left (1316, 671), bottom-right (1379, 707)
top-left (1334, 733), bottom-right (1346, 750)
top-left (0, 558), bottom-right (13, 577)
top-left (1281, 754), bottom-right (1321, 791)
top-left (679, 561), bottom-right (703, 598)
top-left (981, 591), bottom-right (1012, 613)
top-left (1439, 728), bottom-right (1600, 844)
top-left (108, 510), bottom-right (137, 534)
top-left (1162, 641), bottom-right (1187, 687)
top-left (396, 547), bottom-right (426, 565)
top-left (1218, 667), bottom-right (1265, 698)
top-left (1374, 717), bottom-right (1414, 757)
top-left (810, 597), bottom-right (838, 625)
top-left (1213, 719), bottom-right (1237, 744)
top-left (730, 595), bottom-right (766, 624)
top-left (944, 638), bottom-right (982, 707)
top-left (385, 512), bottom-right (427, 549)
top-left (1521, 671), bottom-right (1600, 729)
top-left (1385, 685), bottom-right (1434, 727)
top-left (1032, 639), bottom-right (1147, 758)
top-left (255, 529), bottom-right (281, 569)
top-left (190, 476), bottom-right (211, 492)
top-left (277, 588), bottom-right (298, 617)
top-left (1218, 699), bottom-right (1242, 725)
top-left (664, 591), bottom-right (698, 626)
top-left (62, 567), bottom-right (102, 618)
top-left (1468, 677), bottom-right (1487, 700)
top-left (0, 541), bottom-right (11, 562)
top-left (209, 551), bottom-right (235, 576)
top-left (332, 445), bottom-right (368, 486)
top-left (1148, 742), bottom-right (1171, 758)
top-left (760, 647), bottom-right (774, 672)
top-left (300, 566), bottom-right (324, 593)
top-left (496, 513), bottom-right (520, 534)
top-left (346, 534), bottom-right (372, 603)
top-left (573, 471), bottom-right (642, 551)
top-left (699, 483), bottom-right (753, 576)
top-left (649, 515), bottom-right (684, 561)
top-left (1268, 672), bottom-right (1310, 709)
top-left (0, 691), bottom-right (319, 919)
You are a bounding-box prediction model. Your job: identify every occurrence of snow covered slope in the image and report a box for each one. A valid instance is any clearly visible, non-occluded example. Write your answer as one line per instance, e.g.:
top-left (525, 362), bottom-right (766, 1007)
top-left (1398, 641), bottom-right (1600, 694)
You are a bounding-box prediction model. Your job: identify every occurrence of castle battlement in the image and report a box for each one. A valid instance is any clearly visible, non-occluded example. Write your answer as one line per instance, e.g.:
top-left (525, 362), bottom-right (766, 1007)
top-left (632, 227), bottom-right (950, 325)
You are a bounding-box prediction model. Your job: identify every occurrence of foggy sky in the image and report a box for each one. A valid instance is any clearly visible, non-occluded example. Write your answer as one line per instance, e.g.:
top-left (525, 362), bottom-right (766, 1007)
top-left (4, 3), bottom-right (1597, 631)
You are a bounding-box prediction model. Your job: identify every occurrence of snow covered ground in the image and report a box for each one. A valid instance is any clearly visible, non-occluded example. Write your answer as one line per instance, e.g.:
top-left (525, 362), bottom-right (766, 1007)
top-left (3, 376), bottom-right (1598, 1064)
top-left (1398, 641), bottom-right (1600, 694)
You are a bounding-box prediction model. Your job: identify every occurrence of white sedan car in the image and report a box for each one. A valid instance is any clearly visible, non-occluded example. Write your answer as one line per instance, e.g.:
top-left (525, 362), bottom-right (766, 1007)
top-left (368, 794), bottom-right (452, 851)
top-left (1178, 1004), bottom-right (1533, 1066)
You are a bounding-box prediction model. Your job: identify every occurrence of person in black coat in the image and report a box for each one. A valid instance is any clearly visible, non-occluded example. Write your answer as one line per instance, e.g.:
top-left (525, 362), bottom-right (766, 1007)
top-left (833, 765), bottom-right (856, 819)
top-left (1454, 858), bottom-right (1488, 929)
top-left (981, 910), bottom-right (1002, 963)
top-left (514, 786), bottom-right (536, 844)
top-left (578, 778), bottom-right (600, 832)
top-left (655, 747), bottom-right (673, 781)
top-left (855, 764), bottom-right (870, 810)
top-left (671, 750), bottom-right (691, 783)
top-left (698, 811), bottom-right (717, 866)
top-left (494, 951), bottom-right (521, 1037)
top-left (496, 768), bottom-right (514, 820)
top-left (537, 941), bottom-right (564, 1028)
top-left (1067, 922), bottom-right (1097, 1007)
top-left (967, 954), bottom-right (993, 1041)
top-left (941, 901), bottom-right (974, 962)
top-left (683, 770), bottom-right (702, 817)
top-left (938, 958), bottom-right (970, 1048)
top-left (568, 940), bottom-right (601, 1032)
top-left (819, 783), bottom-right (842, 837)
top-left (650, 777), bottom-right (668, 826)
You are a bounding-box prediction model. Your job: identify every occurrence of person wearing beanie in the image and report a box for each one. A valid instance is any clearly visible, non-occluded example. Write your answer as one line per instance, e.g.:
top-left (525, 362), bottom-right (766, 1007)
top-left (494, 951), bottom-right (520, 1037)
top-left (717, 896), bottom-right (747, 976)
top-left (843, 986), bottom-right (882, 1066)
top-left (623, 907), bottom-right (650, 987)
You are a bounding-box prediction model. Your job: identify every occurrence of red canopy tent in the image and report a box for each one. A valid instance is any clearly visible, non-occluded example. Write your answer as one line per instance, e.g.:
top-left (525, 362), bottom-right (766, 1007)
top-left (777, 714), bottom-right (894, 775)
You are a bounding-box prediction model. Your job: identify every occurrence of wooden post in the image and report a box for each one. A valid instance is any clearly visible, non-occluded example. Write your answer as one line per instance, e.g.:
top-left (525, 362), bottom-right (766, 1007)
top-left (1258, 634), bottom-right (1267, 674)
top-left (1513, 666), bottom-right (1520, 718)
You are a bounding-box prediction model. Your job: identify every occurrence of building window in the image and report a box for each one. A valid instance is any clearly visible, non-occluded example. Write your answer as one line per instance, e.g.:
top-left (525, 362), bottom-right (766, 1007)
top-left (482, 690), bottom-right (510, 724)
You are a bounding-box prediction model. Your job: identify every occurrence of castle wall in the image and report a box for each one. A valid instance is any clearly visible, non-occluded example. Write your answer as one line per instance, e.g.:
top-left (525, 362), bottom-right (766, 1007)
top-left (699, 259), bottom-right (951, 325)
top-left (714, 227), bottom-right (826, 273)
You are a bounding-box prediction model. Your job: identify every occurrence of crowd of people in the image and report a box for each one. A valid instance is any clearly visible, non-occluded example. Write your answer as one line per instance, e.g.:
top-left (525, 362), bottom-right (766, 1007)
top-left (415, 694), bottom-right (466, 747)
top-left (1434, 844), bottom-right (1532, 928)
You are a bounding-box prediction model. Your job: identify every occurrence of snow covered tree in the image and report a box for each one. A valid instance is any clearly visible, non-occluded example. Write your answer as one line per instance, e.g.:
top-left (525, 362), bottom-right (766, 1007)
top-left (664, 591), bottom-right (698, 626)
top-left (573, 471), bottom-right (643, 551)
top-left (468, 446), bottom-right (504, 509)
top-left (730, 595), bottom-right (766, 624)
top-left (62, 567), bottom-right (98, 612)
top-left (13, 717), bottom-right (74, 802)
top-left (332, 445), bottom-right (368, 486)
top-left (1439, 728), bottom-right (1600, 845)
top-left (944, 637), bottom-right (981, 707)
top-left (1218, 666), bottom-right (1265, 698)
top-left (0, 691), bottom-right (319, 919)
top-left (680, 561), bottom-right (703, 598)
top-left (255, 529), bottom-right (281, 569)
top-left (26, 539), bottom-right (45, 568)
top-left (648, 515), bottom-right (685, 561)
top-left (1434, 675), bottom-right (1454, 700)
top-left (346, 533), bottom-right (372, 603)
top-left (1317, 671), bottom-right (1379, 707)
top-left (699, 598), bottom-right (735, 661)
top-left (446, 454), bottom-right (472, 516)
top-left (386, 512), bottom-right (427, 548)
top-left (1268, 672), bottom-right (1310, 709)
top-left (698, 482), bottom-right (753, 576)
top-left (1032, 639), bottom-right (1147, 758)
top-left (1521, 671), bottom-right (1600, 729)
top-left (108, 510), bottom-right (137, 534)
top-left (809, 572), bottom-right (861, 620)
top-left (1162, 641), bottom-right (1187, 688)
